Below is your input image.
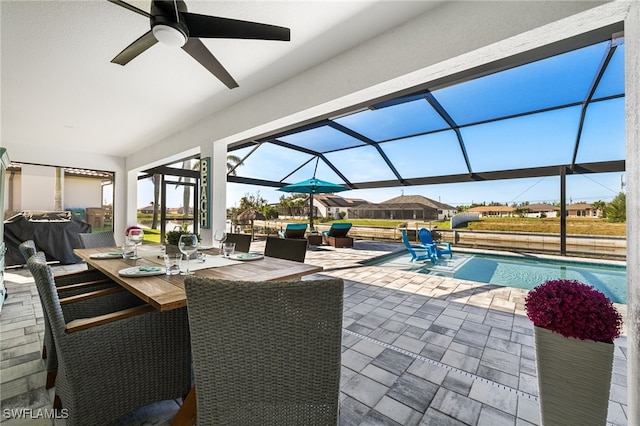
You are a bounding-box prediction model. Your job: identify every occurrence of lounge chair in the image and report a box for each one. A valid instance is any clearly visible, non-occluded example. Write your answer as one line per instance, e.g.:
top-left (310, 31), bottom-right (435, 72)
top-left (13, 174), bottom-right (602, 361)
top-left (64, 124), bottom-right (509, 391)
top-left (321, 223), bottom-right (353, 248)
top-left (401, 230), bottom-right (436, 264)
top-left (278, 223), bottom-right (308, 239)
top-left (418, 228), bottom-right (453, 259)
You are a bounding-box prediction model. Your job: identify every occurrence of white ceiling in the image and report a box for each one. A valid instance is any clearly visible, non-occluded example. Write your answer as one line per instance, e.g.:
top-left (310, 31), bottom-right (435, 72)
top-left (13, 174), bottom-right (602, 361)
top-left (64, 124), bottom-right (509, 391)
top-left (1, 0), bottom-right (442, 158)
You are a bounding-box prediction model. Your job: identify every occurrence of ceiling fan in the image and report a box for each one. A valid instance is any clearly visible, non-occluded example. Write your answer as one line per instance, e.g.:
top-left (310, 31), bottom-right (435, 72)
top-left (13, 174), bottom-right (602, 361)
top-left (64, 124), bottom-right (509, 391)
top-left (108, 0), bottom-right (291, 88)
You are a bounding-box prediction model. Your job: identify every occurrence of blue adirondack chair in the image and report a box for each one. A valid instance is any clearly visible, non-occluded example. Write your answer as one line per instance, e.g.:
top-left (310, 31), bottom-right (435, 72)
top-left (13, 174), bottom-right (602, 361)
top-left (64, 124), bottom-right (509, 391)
top-left (401, 230), bottom-right (436, 264)
top-left (418, 228), bottom-right (452, 259)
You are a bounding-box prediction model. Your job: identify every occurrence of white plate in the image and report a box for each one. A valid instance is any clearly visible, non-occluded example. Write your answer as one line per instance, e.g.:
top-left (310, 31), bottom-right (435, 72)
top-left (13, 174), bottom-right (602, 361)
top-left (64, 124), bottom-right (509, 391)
top-left (118, 266), bottom-right (165, 277)
top-left (228, 253), bottom-right (264, 261)
top-left (90, 252), bottom-right (123, 259)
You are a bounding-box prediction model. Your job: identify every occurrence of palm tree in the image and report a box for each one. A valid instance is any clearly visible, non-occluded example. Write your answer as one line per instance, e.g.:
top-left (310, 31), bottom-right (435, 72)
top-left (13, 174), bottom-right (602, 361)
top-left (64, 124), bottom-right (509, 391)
top-left (227, 154), bottom-right (242, 175)
top-left (151, 174), bottom-right (161, 229)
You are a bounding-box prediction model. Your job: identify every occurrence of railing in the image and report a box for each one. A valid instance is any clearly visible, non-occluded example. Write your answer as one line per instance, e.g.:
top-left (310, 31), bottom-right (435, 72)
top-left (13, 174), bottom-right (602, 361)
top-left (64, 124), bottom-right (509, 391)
top-left (245, 220), bottom-right (627, 260)
top-left (438, 229), bottom-right (626, 260)
top-left (450, 211), bottom-right (480, 229)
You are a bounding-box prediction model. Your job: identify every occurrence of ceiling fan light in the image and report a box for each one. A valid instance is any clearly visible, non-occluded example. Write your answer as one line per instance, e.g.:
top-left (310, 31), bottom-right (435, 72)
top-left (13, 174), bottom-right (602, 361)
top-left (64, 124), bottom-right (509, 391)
top-left (152, 24), bottom-right (187, 48)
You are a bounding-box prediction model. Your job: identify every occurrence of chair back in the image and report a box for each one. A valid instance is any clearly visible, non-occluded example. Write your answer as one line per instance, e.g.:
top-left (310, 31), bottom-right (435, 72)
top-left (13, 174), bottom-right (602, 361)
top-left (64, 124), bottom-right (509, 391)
top-left (224, 233), bottom-right (252, 253)
top-left (418, 228), bottom-right (452, 258)
top-left (27, 254), bottom-right (67, 341)
top-left (265, 236), bottom-right (308, 263)
top-left (19, 240), bottom-right (37, 263)
top-left (327, 223), bottom-right (352, 237)
top-left (184, 277), bottom-right (344, 425)
top-left (401, 230), bottom-right (417, 256)
top-left (78, 232), bottom-right (117, 249)
top-left (418, 228), bottom-right (434, 245)
top-left (282, 223), bottom-right (308, 239)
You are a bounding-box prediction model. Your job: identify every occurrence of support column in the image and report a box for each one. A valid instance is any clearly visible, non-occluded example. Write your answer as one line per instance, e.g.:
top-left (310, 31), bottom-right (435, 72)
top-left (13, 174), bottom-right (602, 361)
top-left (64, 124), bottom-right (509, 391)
top-left (208, 141), bottom-right (227, 244)
top-left (625, 3), bottom-right (640, 424)
top-left (560, 166), bottom-right (567, 256)
top-left (122, 169), bottom-right (139, 245)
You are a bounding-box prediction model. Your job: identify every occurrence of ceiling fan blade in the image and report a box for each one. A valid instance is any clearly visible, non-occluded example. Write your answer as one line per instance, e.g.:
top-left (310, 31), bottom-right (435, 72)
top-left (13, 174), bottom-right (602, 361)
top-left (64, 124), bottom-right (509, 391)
top-left (182, 38), bottom-right (239, 89)
top-left (111, 31), bottom-right (158, 65)
top-left (183, 13), bottom-right (290, 41)
top-left (107, 0), bottom-right (151, 18)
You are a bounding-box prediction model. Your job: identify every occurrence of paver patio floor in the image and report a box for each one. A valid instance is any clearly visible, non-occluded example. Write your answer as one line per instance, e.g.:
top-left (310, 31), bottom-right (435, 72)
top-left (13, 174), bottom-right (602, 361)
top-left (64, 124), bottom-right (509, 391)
top-left (0, 240), bottom-right (628, 425)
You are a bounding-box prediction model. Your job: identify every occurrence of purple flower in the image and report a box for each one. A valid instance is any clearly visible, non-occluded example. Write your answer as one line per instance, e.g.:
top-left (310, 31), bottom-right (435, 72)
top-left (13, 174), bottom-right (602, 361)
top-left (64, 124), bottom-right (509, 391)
top-left (525, 279), bottom-right (622, 344)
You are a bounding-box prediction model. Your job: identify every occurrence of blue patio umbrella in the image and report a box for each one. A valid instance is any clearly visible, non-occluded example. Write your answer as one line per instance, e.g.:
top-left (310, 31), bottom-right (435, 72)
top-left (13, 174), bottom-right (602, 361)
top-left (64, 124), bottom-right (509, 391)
top-left (278, 177), bottom-right (350, 229)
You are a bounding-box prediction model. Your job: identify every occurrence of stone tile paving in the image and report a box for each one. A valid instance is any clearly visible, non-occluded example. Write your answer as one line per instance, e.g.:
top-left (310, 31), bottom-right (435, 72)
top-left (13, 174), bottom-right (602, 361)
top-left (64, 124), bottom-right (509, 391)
top-left (0, 240), bottom-right (628, 425)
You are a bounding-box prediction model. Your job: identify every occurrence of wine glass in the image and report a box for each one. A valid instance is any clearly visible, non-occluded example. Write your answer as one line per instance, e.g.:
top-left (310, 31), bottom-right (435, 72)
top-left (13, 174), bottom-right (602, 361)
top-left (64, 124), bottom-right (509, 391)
top-left (178, 234), bottom-right (198, 275)
top-left (213, 229), bottom-right (227, 256)
top-left (127, 228), bottom-right (144, 259)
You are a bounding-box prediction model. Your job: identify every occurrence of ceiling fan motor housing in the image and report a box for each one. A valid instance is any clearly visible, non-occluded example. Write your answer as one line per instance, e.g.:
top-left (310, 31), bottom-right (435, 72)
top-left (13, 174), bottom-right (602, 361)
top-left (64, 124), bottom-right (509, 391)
top-left (151, 0), bottom-right (189, 44)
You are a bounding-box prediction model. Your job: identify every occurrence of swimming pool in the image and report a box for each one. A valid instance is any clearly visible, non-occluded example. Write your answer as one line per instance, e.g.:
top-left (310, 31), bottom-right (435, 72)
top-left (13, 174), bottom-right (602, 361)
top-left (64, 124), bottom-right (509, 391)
top-left (366, 250), bottom-right (627, 304)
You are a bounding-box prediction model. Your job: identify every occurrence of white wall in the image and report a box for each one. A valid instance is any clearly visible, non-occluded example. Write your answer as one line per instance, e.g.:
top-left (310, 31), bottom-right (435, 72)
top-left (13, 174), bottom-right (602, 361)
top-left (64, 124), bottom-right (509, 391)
top-left (20, 164), bottom-right (56, 211)
top-left (64, 176), bottom-right (102, 209)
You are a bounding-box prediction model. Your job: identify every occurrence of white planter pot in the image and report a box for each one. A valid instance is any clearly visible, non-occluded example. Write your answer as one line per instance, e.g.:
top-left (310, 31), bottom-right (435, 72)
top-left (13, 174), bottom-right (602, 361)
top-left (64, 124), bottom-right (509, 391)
top-left (534, 326), bottom-right (614, 426)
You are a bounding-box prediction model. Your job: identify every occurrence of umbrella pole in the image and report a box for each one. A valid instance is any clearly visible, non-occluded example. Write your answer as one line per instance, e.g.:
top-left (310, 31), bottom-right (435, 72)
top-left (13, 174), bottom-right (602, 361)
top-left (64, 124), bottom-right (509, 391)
top-left (309, 193), bottom-right (314, 230)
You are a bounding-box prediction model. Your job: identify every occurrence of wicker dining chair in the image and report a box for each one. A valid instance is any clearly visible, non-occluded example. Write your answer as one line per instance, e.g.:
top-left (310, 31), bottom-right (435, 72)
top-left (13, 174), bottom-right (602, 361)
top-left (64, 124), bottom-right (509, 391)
top-left (27, 254), bottom-right (192, 426)
top-left (264, 236), bottom-right (308, 263)
top-left (19, 241), bottom-right (120, 388)
top-left (77, 231), bottom-right (117, 248)
top-left (223, 233), bottom-right (252, 253)
top-left (184, 276), bottom-right (344, 425)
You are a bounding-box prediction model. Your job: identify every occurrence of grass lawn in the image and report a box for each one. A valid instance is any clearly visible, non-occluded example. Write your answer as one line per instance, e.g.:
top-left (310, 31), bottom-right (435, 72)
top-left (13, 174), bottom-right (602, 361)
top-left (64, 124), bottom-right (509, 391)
top-left (139, 227), bottom-right (161, 244)
top-left (461, 217), bottom-right (625, 236)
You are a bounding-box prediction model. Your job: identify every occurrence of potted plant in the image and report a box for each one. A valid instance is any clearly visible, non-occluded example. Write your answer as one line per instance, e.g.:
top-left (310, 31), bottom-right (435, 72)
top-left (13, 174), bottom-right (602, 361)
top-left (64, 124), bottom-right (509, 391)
top-left (525, 279), bottom-right (623, 426)
top-left (165, 225), bottom-right (199, 259)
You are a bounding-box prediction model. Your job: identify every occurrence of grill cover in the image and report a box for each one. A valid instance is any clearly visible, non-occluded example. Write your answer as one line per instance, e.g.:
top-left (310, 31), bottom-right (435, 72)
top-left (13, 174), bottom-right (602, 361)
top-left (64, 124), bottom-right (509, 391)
top-left (4, 211), bottom-right (91, 266)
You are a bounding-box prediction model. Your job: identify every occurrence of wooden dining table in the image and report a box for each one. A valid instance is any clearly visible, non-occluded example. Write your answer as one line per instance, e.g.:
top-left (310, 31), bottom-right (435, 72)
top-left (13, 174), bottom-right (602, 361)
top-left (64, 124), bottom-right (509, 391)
top-left (74, 245), bottom-right (323, 312)
top-left (73, 245), bottom-right (324, 426)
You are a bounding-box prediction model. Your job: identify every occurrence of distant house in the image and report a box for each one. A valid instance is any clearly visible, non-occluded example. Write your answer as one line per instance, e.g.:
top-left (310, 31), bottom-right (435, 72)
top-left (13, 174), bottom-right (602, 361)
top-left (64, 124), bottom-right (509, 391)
top-left (349, 195), bottom-right (457, 221)
top-left (176, 207), bottom-right (194, 215)
top-left (138, 205), bottom-right (155, 214)
top-left (467, 205), bottom-right (516, 217)
top-left (566, 203), bottom-right (601, 218)
top-left (313, 194), bottom-right (368, 220)
top-left (523, 203), bottom-right (559, 218)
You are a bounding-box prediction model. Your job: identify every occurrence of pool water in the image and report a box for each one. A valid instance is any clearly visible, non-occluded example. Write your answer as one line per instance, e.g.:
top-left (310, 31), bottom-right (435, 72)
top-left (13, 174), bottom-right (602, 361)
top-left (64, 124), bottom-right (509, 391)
top-left (369, 251), bottom-right (627, 304)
